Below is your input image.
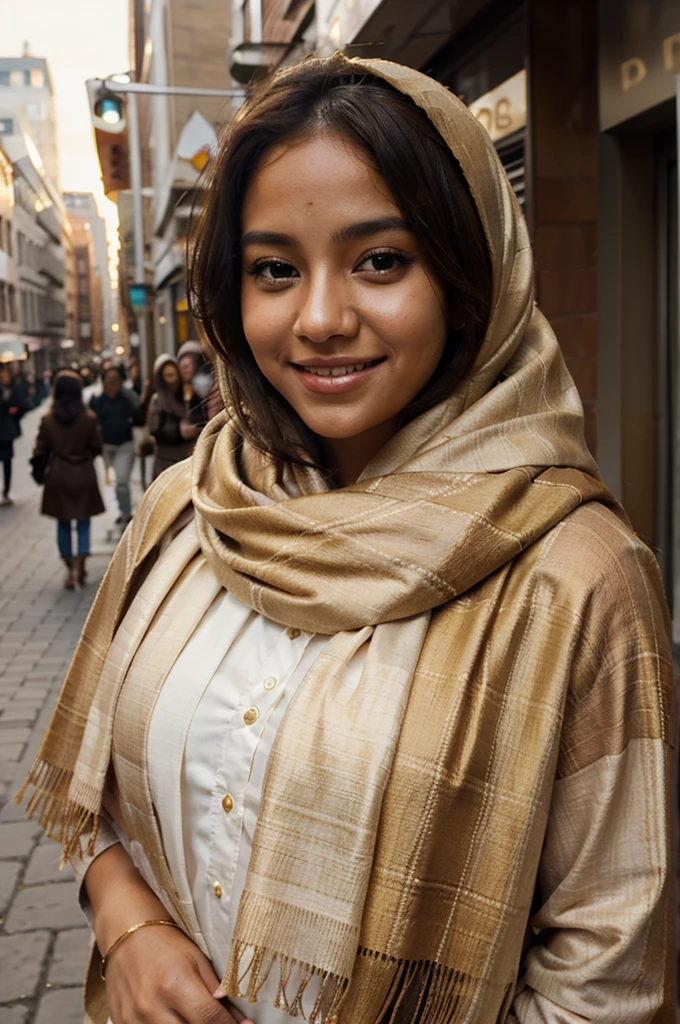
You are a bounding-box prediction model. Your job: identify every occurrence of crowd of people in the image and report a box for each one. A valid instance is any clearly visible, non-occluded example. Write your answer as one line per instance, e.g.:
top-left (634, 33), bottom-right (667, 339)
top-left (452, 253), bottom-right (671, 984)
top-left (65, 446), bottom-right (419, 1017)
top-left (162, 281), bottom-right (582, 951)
top-left (0, 341), bottom-right (221, 587)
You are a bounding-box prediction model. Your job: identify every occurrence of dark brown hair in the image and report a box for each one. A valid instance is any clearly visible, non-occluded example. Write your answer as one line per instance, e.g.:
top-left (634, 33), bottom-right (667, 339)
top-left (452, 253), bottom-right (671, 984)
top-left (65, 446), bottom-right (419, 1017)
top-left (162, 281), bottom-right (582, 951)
top-left (188, 55), bottom-right (492, 469)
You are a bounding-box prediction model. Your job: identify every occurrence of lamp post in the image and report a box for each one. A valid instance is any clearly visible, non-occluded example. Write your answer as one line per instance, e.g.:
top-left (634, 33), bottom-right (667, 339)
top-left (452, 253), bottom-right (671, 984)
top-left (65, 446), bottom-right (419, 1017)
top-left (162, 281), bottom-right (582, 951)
top-left (95, 78), bottom-right (247, 382)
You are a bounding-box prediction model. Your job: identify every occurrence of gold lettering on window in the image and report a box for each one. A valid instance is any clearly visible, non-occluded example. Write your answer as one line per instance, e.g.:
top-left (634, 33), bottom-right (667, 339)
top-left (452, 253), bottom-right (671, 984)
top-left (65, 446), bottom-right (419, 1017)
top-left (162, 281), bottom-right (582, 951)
top-left (663, 32), bottom-right (680, 71)
top-left (620, 57), bottom-right (647, 91)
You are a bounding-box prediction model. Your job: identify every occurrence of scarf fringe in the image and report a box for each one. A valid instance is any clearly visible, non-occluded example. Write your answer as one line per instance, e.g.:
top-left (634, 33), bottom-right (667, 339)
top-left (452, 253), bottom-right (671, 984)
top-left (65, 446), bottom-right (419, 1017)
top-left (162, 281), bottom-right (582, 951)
top-left (223, 941), bottom-right (478, 1024)
top-left (14, 757), bottom-right (100, 868)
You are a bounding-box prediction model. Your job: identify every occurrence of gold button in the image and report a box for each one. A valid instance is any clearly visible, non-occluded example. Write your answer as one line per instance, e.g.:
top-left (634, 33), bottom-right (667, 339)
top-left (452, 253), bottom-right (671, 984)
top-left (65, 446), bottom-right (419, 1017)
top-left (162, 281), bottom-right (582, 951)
top-left (221, 793), bottom-right (234, 814)
top-left (213, 880), bottom-right (223, 899)
top-left (243, 707), bottom-right (259, 726)
top-left (287, 627), bottom-right (301, 639)
top-left (263, 676), bottom-right (277, 691)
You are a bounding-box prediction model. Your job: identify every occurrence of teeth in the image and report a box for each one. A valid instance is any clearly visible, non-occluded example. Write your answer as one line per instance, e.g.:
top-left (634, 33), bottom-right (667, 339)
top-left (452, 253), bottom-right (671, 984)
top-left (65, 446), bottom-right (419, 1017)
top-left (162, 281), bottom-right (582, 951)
top-left (304, 362), bottom-right (373, 377)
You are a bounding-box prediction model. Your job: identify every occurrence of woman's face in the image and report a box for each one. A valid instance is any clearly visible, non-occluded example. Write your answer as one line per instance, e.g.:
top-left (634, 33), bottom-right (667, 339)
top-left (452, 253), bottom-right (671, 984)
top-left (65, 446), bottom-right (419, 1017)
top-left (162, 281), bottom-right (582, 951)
top-left (240, 132), bottom-right (448, 448)
top-left (178, 354), bottom-right (199, 384)
top-left (162, 363), bottom-right (180, 388)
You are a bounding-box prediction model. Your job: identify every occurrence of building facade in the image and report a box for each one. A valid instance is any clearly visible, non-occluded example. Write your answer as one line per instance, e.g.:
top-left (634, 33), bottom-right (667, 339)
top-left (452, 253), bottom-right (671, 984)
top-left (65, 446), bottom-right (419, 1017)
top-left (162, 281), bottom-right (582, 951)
top-left (0, 52), bottom-right (61, 191)
top-left (64, 192), bottom-right (113, 356)
top-left (0, 142), bottom-right (20, 364)
top-left (126, 0), bottom-right (233, 363)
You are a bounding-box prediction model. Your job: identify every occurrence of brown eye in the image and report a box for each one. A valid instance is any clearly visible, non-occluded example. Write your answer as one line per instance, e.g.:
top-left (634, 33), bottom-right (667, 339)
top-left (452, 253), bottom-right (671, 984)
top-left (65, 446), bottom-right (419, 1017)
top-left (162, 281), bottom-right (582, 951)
top-left (357, 251), bottom-right (410, 275)
top-left (260, 260), bottom-right (297, 280)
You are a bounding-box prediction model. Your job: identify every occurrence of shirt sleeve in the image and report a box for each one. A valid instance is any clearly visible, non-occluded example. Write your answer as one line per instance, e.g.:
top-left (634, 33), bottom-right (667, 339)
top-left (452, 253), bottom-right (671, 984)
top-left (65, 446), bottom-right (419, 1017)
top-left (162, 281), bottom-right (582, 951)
top-left (70, 814), bottom-right (122, 930)
top-left (509, 536), bottom-right (676, 1023)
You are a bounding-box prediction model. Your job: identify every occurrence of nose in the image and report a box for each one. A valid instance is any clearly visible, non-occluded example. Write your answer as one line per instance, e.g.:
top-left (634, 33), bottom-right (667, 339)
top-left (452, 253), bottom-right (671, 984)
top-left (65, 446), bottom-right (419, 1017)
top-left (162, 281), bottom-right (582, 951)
top-left (293, 268), bottom-right (359, 344)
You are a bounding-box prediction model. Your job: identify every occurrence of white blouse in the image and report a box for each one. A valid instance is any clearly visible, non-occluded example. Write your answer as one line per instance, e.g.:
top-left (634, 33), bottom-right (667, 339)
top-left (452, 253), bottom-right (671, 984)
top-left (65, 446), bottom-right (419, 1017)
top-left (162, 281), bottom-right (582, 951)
top-left (99, 587), bottom-right (366, 1024)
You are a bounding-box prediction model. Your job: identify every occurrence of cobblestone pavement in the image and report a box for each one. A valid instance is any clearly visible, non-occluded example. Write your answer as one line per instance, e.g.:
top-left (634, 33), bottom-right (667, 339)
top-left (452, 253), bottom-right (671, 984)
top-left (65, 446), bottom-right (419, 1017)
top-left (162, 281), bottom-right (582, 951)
top-left (0, 401), bottom-right (144, 1023)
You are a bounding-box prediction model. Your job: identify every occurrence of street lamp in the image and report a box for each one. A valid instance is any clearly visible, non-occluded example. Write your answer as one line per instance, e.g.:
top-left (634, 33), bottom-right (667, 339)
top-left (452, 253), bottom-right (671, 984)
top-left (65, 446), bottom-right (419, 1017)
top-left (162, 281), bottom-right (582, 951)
top-left (111, 322), bottom-right (120, 333)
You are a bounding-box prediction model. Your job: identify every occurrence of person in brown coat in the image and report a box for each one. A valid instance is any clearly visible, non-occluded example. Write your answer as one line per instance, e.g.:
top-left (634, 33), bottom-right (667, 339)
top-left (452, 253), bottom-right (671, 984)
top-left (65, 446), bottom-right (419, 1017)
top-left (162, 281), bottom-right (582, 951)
top-left (32, 371), bottom-right (105, 589)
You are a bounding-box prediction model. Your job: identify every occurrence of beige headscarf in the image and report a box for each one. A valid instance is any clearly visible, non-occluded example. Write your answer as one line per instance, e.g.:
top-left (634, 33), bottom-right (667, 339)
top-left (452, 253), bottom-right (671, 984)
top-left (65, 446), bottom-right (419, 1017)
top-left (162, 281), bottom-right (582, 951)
top-left (18, 54), bottom-right (639, 1024)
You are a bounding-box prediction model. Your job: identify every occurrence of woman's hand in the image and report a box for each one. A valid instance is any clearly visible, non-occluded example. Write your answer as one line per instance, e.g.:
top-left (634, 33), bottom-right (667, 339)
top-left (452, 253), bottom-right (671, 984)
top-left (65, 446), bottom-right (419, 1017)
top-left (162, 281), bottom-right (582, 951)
top-left (105, 921), bottom-right (254, 1024)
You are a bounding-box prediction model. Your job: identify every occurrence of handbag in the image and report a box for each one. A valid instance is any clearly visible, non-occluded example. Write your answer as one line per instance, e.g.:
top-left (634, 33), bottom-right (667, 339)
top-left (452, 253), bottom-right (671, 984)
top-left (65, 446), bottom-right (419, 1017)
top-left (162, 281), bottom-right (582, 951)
top-left (30, 450), bottom-right (50, 485)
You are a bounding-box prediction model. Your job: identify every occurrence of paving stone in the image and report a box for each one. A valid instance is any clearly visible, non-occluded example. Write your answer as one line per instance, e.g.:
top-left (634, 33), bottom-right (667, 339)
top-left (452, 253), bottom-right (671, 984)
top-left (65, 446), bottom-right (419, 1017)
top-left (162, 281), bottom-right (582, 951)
top-left (0, 858), bottom-right (21, 914)
top-left (4, 881), bottom-right (83, 933)
top-left (24, 841), bottom-right (74, 885)
top-left (0, 729), bottom-right (31, 746)
top-left (0, 929), bottom-right (51, 1001)
top-left (0, 821), bottom-right (42, 859)
top-left (0, 710), bottom-right (38, 725)
top-left (0, 1005), bottom-right (30, 1023)
top-left (34, 986), bottom-right (84, 1024)
top-left (47, 928), bottom-right (91, 987)
top-left (0, 745), bottom-right (25, 762)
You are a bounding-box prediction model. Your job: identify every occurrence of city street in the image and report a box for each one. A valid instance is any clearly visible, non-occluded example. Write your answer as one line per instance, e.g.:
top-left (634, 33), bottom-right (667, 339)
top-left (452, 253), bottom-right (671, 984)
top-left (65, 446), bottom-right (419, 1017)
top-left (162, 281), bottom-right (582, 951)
top-left (0, 401), bottom-right (140, 1024)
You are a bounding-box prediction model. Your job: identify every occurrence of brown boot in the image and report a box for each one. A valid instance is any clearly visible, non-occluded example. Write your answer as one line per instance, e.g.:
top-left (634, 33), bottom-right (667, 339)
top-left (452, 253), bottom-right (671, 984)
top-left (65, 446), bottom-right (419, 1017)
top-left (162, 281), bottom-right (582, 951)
top-left (75, 554), bottom-right (88, 586)
top-left (63, 558), bottom-right (75, 590)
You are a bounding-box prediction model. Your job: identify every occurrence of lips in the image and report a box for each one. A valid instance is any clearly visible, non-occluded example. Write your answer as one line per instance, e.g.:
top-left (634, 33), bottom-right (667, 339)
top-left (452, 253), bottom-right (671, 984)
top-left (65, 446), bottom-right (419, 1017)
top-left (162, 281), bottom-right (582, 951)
top-left (292, 357), bottom-right (386, 394)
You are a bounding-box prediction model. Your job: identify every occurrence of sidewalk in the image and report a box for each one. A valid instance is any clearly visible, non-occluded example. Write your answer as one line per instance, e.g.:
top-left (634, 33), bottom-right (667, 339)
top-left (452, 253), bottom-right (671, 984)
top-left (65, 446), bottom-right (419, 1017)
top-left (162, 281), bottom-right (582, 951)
top-left (0, 402), bottom-right (143, 1023)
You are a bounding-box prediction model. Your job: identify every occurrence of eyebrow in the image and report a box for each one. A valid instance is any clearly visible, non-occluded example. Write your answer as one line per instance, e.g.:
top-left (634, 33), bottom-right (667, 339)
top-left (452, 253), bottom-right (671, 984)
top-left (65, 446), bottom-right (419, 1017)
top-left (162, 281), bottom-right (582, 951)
top-left (241, 216), bottom-right (409, 249)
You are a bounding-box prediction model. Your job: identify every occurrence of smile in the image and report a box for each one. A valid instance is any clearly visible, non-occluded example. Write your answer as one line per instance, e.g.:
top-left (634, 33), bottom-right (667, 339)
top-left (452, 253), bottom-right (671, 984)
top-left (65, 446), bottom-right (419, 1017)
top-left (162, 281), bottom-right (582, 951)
top-left (292, 357), bottom-right (386, 394)
top-left (298, 359), bottom-right (383, 377)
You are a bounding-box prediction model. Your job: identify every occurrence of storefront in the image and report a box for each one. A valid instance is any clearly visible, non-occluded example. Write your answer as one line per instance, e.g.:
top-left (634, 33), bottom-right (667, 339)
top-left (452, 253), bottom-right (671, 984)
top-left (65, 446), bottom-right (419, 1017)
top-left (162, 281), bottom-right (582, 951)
top-left (597, 0), bottom-right (679, 640)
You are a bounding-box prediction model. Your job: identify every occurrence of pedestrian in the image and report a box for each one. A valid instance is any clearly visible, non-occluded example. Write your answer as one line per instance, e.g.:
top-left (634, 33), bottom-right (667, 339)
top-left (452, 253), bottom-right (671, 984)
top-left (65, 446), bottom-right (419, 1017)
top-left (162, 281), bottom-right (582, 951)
top-left (19, 55), bottom-right (674, 1024)
top-left (0, 363), bottom-right (29, 506)
top-left (31, 370), bottom-right (105, 588)
top-left (127, 356), bottom-right (143, 396)
top-left (147, 354), bottom-right (197, 478)
top-left (89, 365), bottom-right (139, 525)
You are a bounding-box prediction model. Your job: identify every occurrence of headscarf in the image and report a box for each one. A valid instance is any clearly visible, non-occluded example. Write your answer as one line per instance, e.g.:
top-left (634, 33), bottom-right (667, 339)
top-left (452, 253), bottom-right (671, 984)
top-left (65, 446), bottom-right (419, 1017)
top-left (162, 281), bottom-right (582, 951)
top-left (152, 354), bottom-right (186, 419)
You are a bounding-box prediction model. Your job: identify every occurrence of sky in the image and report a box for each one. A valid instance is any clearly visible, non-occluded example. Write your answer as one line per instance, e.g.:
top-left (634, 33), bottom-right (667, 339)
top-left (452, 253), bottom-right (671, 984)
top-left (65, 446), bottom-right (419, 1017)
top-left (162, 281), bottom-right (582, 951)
top-left (0, 0), bottom-right (129, 282)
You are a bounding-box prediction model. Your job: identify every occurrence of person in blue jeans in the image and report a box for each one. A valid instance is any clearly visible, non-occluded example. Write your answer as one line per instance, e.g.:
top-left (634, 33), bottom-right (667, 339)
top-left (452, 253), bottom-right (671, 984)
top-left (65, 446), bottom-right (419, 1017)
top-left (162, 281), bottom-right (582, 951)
top-left (32, 372), bottom-right (105, 588)
top-left (89, 366), bottom-right (140, 524)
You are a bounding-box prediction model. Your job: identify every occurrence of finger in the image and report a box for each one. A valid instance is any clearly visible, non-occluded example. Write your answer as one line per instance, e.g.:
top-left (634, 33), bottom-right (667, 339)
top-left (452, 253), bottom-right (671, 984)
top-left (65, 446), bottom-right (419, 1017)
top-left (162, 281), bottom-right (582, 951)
top-left (192, 960), bottom-right (255, 1024)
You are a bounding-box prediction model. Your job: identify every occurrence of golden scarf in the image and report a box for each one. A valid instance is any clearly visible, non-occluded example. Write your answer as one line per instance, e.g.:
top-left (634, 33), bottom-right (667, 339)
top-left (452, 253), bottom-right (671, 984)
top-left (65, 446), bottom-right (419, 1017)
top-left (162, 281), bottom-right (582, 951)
top-left (17, 55), bottom-right (674, 1024)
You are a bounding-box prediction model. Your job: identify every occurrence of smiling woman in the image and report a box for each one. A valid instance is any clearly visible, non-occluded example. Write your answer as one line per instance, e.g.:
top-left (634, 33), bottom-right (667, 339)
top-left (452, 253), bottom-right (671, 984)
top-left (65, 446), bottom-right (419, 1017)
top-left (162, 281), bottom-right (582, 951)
top-left (188, 61), bottom-right (491, 479)
top-left (19, 53), bottom-right (675, 1024)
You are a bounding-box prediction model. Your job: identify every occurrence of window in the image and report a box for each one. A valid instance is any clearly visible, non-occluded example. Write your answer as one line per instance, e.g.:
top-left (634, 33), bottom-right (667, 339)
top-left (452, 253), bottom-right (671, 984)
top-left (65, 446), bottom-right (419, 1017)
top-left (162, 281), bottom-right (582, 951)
top-left (25, 102), bottom-right (45, 121)
top-left (5, 223), bottom-right (11, 257)
top-left (17, 232), bottom-right (23, 265)
top-left (8, 284), bottom-right (16, 322)
top-left (30, 68), bottom-right (44, 88)
top-left (9, 70), bottom-right (24, 87)
top-left (0, 216), bottom-right (3, 252)
top-left (80, 321), bottom-right (92, 339)
top-left (0, 71), bottom-right (9, 86)
top-left (0, 283), bottom-right (6, 322)
top-left (0, 118), bottom-right (13, 135)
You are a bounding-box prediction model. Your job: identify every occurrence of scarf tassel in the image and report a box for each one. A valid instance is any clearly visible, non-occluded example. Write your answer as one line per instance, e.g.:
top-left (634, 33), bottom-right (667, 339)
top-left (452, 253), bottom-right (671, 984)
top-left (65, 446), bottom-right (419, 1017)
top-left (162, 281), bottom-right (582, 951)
top-left (223, 942), bottom-right (479, 1024)
top-left (14, 757), bottom-right (100, 868)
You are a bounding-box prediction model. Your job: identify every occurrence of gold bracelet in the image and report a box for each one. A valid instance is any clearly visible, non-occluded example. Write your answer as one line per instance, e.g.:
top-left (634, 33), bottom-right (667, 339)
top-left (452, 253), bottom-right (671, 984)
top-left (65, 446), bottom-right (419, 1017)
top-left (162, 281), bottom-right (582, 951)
top-left (100, 919), bottom-right (181, 980)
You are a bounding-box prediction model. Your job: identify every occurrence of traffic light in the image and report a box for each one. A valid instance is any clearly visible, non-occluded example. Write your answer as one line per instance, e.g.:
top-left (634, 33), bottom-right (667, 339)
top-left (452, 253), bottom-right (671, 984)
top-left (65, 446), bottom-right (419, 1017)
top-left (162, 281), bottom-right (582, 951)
top-left (86, 80), bottom-right (130, 197)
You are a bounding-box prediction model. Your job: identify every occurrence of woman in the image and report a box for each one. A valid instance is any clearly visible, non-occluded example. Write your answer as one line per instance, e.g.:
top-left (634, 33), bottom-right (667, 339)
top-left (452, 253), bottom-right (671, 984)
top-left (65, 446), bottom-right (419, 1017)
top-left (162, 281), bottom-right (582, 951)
top-left (32, 371), bottom-right (105, 588)
top-left (147, 354), bottom-right (198, 478)
top-left (18, 55), bottom-right (674, 1024)
top-left (0, 363), bottom-right (29, 506)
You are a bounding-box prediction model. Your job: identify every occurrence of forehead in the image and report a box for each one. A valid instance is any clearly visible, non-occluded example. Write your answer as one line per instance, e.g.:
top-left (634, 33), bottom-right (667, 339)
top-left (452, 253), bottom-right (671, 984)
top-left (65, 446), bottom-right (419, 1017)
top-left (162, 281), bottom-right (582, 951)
top-left (242, 132), bottom-right (398, 228)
